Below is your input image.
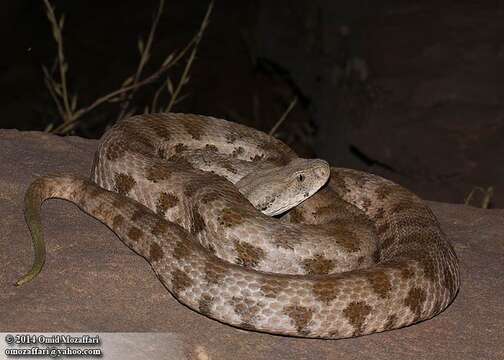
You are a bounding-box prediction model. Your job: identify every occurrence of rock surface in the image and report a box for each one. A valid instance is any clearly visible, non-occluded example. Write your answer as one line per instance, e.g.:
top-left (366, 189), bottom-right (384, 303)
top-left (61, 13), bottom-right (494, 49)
top-left (1, 129), bottom-right (503, 359)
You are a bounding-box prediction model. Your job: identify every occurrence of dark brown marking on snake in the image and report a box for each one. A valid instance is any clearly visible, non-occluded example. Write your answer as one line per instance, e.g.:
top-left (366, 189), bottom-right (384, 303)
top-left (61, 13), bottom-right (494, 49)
top-left (198, 294), bottom-right (214, 316)
top-left (171, 268), bottom-right (192, 294)
top-left (374, 207), bottom-right (386, 221)
top-left (283, 305), bottom-right (314, 336)
top-left (183, 120), bottom-right (205, 140)
top-left (272, 229), bottom-right (302, 250)
top-left (183, 181), bottom-right (200, 198)
top-left (127, 227), bottom-right (143, 242)
top-left (389, 200), bottom-right (416, 214)
top-left (384, 314), bottom-right (398, 330)
top-left (112, 214), bottom-right (124, 228)
top-left (230, 296), bottom-right (261, 324)
top-left (143, 117), bottom-right (171, 140)
top-left (404, 287), bottom-right (427, 322)
top-left (191, 208), bottom-right (206, 233)
top-left (312, 280), bottom-right (341, 305)
top-left (201, 191), bottom-right (220, 204)
top-left (232, 146), bottom-right (245, 158)
top-left (85, 181), bottom-right (102, 198)
top-left (104, 139), bottom-right (127, 161)
top-left (131, 208), bottom-right (146, 222)
top-left (174, 143), bottom-right (189, 153)
top-left (250, 154), bottom-right (264, 162)
top-left (234, 241), bottom-right (265, 268)
top-left (302, 254), bottom-right (336, 275)
top-left (149, 242), bottom-right (164, 262)
top-left (361, 197), bottom-right (372, 212)
top-left (151, 218), bottom-right (170, 236)
top-left (260, 279), bottom-right (286, 298)
top-left (146, 165), bottom-right (172, 183)
top-left (219, 159), bottom-right (238, 174)
top-left (156, 147), bottom-right (167, 159)
top-left (225, 132), bottom-right (237, 144)
top-left (396, 242), bottom-right (436, 282)
top-left (367, 270), bottom-right (392, 299)
top-left (204, 261), bottom-right (228, 285)
top-left (375, 184), bottom-right (396, 201)
top-left (343, 301), bottom-right (372, 336)
top-left (329, 172), bottom-right (351, 195)
top-left (218, 208), bottom-right (244, 228)
top-left (287, 208), bottom-right (305, 224)
top-left (114, 173), bottom-right (136, 195)
top-left (156, 192), bottom-right (179, 216)
top-left (173, 239), bottom-right (192, 260)
top-left (204, 144), bottom-right (219, 152)
top-left (331, 225), bottom-right (361, 253)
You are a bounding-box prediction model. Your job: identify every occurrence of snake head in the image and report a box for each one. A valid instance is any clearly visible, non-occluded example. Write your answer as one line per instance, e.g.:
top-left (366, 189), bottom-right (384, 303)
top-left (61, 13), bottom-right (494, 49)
top-left (236, 158), bottom-right (330, 216)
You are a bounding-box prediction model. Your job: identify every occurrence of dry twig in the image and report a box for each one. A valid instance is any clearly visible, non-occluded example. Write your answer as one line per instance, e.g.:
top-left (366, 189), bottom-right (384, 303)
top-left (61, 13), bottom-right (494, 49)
top-left (42, 0), bottom-right (213, 135)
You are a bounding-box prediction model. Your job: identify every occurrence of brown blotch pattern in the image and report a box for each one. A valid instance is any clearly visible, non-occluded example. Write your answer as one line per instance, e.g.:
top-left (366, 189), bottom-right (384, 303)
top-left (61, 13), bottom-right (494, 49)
top-left (104, 139), bottom-right (127, 161)
top-left (272, 229), bottom-right (302, 250)
top-left (374, 207), bottom-right (386, 220)
top-left (198, 294), bottom-right (214, 316)
top-left (204, 261), bottom-right (228, 285)
top-left (404, 286), bottom-right (427, 321)
top-left (128, 227), bottom-right (143, 242)
top-left (191, 208), bottom-right (206, 233)
top-left (156, 192), bottom-right (179, 216)
top-left (146, 165), bottom-right (172, 183)
top-left (183, 120), bottom-right (205, 140)
top-left (390, 200), bottom-right (416, 214)
top-left (384, 314), bottom-right (398, 331)
top-left (302, 254), bottom-right (336, 275)
top-left (112, 214), bottom-right (124, 228)
top-left (232, 146), bottom-right (244, 158)
top-left (171, 268), bottom-right (193, 294)
top-left (260, 280), bottom-right (287, 298)
top-left (283, 305), bottom-right (314, 335)
top-left (114, 173), bottom-right (136, 195)
top-left (330, 225), bottom-right (361, 253)
top-left (183, 181), bottom-right (200, 198)
top-left (374, 184), bottom-right (396, 200)
top-left (201, 191), bottom-right (220, 204)
top-left (367, 270), bottom-right (392, 299)
top-left (131, 208), bottom-right (147, 222)
top-left (312, 281), bottom-right (341, 304)
top-left (151, 218), bottom-right (170, 236)
top-left (144, 117), bottom-right (171, 139)
top-left (361, 197), bottom-right (372, 212)
top-left (174, 143), bottom-right (189, 153)
top-left (343, 301), bottom-right (372, 336)
top-left (204, 144), bottom-right (219, 152)
top-left (234, 241), bottom-right (265, 268)
top-left (287, 208), bottom-right (305, 224)
top-left (156, 148), bottom-right (166, 159)
top-left (230, 296), bottom-right (262, 324)
top-left (218, 159), bottom-right (238, 174)
top-left (149, 242), bottom-right (164, 262)
top-left (225, 132), bottom-right (237, 144)
top-left (173, 239), bottom-right (192, 260)
top-left (250, 154), bottom-right (264, 162)
top-left (218, 208), bottom-right (245, 228)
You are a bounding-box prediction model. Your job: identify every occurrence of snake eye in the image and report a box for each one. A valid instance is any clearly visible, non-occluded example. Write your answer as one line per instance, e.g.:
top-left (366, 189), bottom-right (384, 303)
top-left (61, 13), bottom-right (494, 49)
top-left (297, 174), bottom-right (305, 182)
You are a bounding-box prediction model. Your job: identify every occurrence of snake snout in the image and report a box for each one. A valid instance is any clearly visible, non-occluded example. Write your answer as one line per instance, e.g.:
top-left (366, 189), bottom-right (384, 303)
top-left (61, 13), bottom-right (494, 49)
top-left (312, 160), bottom-right (331, 182)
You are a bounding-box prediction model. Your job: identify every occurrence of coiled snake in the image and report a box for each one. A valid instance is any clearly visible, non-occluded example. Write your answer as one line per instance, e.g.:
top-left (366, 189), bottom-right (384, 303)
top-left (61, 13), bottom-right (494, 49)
top-left (16, 113), bottom-right (460, 339)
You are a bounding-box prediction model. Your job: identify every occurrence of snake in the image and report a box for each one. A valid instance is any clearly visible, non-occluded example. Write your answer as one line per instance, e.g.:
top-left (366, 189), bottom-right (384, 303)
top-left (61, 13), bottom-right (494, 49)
top-left (16, 113), bottom-right (460, 339)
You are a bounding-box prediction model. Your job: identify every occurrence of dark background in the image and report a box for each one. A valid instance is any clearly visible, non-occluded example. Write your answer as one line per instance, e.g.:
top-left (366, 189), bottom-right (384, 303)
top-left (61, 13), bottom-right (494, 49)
top-left (2, 0), bottom-right (503, 207)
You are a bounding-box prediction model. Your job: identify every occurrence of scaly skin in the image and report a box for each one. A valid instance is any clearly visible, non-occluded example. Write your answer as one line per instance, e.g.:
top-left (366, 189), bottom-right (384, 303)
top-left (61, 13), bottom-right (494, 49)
top-left (16, 113), bottom-right (460, 338)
